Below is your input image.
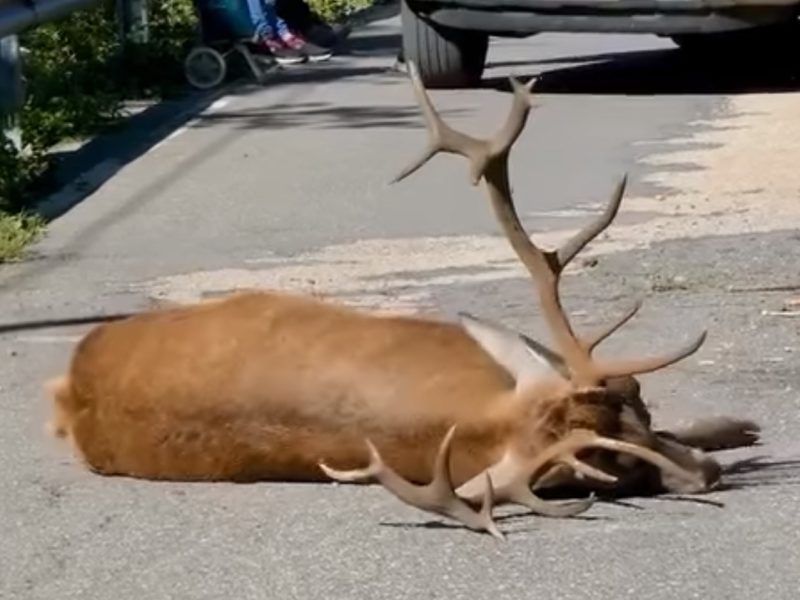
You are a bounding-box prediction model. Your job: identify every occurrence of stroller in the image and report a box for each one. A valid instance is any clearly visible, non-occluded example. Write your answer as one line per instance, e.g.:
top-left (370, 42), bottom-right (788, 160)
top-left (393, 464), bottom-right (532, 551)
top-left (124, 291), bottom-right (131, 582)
top-left (183, 0), bottom-right (277, 89)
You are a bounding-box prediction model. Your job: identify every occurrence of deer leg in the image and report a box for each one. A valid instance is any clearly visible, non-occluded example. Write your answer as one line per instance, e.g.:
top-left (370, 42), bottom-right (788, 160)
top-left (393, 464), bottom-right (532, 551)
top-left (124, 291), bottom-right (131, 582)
top-left (658, 417), bottom-right (761, 452)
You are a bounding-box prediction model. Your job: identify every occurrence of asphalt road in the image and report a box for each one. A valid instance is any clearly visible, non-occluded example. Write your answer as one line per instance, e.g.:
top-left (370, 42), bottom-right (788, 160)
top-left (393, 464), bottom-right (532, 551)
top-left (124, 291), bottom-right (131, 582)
top-left (2, 9), bottom-right (800, 599)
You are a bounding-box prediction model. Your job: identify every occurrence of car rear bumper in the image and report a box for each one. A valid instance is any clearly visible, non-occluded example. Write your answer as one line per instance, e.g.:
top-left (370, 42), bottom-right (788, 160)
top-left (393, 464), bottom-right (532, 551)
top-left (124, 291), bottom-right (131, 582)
top-left (409, 0), bottom-right (800, 35)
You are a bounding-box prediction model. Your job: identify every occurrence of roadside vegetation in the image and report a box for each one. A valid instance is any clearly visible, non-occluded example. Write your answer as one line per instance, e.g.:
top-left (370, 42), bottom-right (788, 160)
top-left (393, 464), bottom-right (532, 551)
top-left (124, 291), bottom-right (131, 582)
top-left (0, 0), bottom-right (370, 262)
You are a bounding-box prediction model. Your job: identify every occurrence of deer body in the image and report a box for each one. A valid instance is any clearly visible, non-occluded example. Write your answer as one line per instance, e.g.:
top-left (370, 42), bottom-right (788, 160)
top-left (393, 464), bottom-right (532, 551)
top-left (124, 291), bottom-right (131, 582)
top-left (51, 290), bottom-right (533, 484)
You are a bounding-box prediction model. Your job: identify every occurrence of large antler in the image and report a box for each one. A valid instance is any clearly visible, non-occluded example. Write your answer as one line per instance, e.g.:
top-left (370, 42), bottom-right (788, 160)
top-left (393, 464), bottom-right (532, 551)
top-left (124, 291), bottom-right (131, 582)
top-left (455, 428), bottom-right (707, 507)
top-left (320, 426), bottom-right (706, 538)
top-left (394, 62), bottom-right (706, 387)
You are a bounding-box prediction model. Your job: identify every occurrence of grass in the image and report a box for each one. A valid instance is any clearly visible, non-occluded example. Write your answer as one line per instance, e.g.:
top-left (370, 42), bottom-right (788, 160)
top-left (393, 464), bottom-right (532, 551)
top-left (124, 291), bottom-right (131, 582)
top-left (0, 212), bottom-right (46, 263)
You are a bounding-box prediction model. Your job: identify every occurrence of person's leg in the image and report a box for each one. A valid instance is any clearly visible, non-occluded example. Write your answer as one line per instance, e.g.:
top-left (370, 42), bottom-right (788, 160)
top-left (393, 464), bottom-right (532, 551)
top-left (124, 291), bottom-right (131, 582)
top-left (260, 0), bottom-right (333, 62)
top-left (243, 0), bottom-right (273, 39)
top-left (244, 0), bottom-right (307, 64)
top-left (276, 0), bottom-right (350, 49)
top-left (276, 0), bottom-right (312, 31)
top-left (280, 30), bottom-right (333, 62)
top-left (264, 0), bottom-right (292, 39)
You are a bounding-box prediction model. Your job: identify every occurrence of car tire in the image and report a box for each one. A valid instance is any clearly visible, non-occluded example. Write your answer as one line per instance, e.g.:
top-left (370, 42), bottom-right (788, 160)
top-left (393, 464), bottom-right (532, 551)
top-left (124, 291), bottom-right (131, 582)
top-left (401, 0), bottom-right (489, 89)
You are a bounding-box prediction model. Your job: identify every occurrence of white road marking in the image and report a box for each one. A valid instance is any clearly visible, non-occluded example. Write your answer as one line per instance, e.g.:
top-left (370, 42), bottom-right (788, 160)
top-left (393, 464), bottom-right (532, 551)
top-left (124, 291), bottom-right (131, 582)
top-left (149, 97), bottom-right (232, 153)
top-left (208, 98), bottom-right (230, 112)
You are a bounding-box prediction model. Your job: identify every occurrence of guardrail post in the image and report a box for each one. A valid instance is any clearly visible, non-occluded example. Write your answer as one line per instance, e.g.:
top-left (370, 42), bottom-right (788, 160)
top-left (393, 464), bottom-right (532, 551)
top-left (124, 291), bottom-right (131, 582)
top-left (117, 0), bottom-right (150, 45)
top-left (0, 34), bottom-right (23, 152)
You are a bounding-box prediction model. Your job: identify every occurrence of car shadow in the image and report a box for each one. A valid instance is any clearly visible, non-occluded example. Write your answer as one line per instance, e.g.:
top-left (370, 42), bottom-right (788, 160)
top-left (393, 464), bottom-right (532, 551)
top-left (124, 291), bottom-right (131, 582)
top-left (483, 46), bottom-right (800, 95)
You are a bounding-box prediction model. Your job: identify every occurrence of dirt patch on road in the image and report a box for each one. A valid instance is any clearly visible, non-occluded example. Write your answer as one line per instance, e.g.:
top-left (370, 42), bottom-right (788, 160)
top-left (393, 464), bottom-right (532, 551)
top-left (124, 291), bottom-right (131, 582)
top-left (629, 93), bottom-right (800, 247)
top-left (139, 93), bottom-right (800, 312)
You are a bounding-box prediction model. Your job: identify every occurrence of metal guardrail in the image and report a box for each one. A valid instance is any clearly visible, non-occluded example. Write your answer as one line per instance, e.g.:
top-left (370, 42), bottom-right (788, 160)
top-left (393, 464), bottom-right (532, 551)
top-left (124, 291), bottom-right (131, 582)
top-left (0, 0), bottom-right (98, 38)
top-left (1, 0), bottom-right (103, 148)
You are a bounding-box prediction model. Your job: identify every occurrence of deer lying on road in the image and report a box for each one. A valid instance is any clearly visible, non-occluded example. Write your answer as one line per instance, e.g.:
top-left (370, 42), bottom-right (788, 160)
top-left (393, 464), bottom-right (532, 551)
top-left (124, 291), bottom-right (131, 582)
top-left (46, 62), bottom-right (759, 539)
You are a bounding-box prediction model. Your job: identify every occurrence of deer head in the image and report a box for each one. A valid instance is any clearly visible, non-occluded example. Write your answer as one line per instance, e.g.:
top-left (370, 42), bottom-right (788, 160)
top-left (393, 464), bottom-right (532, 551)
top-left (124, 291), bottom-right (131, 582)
top-left (321, 63), bottom-right (735, 539)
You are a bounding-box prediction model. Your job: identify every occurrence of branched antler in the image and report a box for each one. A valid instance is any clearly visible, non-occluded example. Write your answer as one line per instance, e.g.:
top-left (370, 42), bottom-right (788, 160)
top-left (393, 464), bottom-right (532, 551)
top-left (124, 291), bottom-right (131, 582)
top-left (392, 62), bottom-right (536, 187)
top-left (320, 426), bottom-right (505, 540)
top-left (395, 61), bottom-right (707, 387)
top-left (581, 300), bottom-right (642, 353)
top-left (519, 429), bottom-right (705, 496)
top-left (454, 428), bottom-right (708, 511)
top-left (321, 427), bottom-right (707, 537)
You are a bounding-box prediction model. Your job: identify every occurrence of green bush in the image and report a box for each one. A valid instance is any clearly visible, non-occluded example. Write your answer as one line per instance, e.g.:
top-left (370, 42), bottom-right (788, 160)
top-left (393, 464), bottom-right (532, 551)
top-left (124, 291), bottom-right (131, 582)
top-left (307, 0), bottom-right (373, 22)
top-left (20, 3), bottom-right (123, 152)
top-left (110, 0), bottom-right (199, 97)
top-left (0, 0), bottom-right (199, 261)
top-left (19, 0), bottom-right (199, 154)
top-left (0, 210), bottom-right (44, 262)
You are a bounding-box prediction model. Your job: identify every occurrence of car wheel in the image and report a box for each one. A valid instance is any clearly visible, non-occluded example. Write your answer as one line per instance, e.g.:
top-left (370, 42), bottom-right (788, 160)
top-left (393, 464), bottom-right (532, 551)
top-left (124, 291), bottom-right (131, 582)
top-left (401, 0), bottom-right (489, 89)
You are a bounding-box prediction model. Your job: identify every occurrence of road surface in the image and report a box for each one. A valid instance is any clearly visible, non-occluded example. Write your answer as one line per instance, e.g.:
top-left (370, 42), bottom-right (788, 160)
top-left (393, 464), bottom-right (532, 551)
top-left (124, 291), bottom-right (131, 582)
top-left (2, 8), bottom-right (799, 599)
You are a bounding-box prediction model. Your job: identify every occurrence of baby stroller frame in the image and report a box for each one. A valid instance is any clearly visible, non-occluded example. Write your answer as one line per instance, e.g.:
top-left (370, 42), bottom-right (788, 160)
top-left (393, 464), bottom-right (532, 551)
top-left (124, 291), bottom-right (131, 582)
top-left (184, 0), bottom-right (278, 89)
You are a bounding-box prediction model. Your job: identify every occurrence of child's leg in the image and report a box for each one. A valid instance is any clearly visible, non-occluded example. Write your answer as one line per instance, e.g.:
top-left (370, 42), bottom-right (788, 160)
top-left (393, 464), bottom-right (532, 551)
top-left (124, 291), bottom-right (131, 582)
top-left (245, 0), bottom-right (307, 64)
top-left (249, 0), bottom-right (332, 63)
top-left (244, 0), bottom-right (274, 38)
top-left (253, 0), bottom-right (291, 39)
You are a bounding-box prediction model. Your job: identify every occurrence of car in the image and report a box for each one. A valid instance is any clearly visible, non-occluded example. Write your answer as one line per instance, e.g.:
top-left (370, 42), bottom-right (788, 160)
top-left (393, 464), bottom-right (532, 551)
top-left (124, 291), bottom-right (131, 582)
top-left (400, 0), bottom-right (800, 87)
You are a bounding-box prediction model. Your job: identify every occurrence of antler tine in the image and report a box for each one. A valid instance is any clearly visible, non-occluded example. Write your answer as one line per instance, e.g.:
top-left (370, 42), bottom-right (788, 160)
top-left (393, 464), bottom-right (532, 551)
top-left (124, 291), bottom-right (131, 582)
top-left (578, 433), bottom-right (707, 489)
top-left (320, 426), bottom-right (504, 540)
top-left (454, 464), bottom-right (598, 517)
top-left (597, 330), bottom-right (708, 379)
top-left (502, 486), bottom-right (597, 518)
top-left (549, 174), bottom-right (706, 379)
top-left (392, 61), bottom-right (485, 185)
top-left (502, 429), bottom-right (706, 498)
top-left (581, 299), bottom-right (643, 353)
top-left (556, 174), bottom-right (628, 269)
top-left (489, 76), bottom-right (538, 158)
top-left (393, 62), bottom-right (536, 186)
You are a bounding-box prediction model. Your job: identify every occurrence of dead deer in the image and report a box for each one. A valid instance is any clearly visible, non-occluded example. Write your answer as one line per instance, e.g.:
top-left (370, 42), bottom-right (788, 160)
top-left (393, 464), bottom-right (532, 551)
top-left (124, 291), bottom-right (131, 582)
top-left (45, 63), bottom-right (759, 539)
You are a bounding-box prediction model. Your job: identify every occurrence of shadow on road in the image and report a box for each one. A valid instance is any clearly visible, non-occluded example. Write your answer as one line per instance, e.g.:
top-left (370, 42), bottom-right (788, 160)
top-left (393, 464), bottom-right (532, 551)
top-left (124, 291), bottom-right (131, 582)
top-left (484, 47), bottom-right (800, 95)
top-left (194, 96), bottom-right (465, 130)
top-left (719, 456), bottom-right (800, 490)
top-left (24, 60), bottom-right (404, 233)
top-left (267, 63), bottom-right (397, 87)
top-left (339, 31), bottom-right (401, 58)
top-left (33, 88), bottom-right (231, 224)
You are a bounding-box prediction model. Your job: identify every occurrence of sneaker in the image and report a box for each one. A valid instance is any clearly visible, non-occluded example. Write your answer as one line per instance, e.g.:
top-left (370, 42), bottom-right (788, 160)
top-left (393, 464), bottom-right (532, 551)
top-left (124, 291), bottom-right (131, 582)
top-left (390, 56), bottom-right (407, 74)
top-left (256, 36), bottom-right (307, 65)
top-left (281, 32), bottom-right (333, 62)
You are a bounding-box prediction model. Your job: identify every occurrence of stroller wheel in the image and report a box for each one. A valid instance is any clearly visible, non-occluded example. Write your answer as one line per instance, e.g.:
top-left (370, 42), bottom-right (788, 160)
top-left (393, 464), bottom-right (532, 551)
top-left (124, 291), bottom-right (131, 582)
top-left (184, 46), bottom-right (227, 90)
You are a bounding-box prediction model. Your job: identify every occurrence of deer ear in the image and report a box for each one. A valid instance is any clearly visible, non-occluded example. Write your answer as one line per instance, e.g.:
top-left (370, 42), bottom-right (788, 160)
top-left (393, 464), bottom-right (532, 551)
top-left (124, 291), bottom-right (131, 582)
top-left (458, 312), bottom-right (568, 390)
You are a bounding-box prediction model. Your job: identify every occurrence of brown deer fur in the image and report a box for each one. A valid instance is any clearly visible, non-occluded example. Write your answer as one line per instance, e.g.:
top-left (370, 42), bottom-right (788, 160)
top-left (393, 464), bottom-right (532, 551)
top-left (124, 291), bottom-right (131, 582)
top-left (50, 290), bottom-right (519, 483)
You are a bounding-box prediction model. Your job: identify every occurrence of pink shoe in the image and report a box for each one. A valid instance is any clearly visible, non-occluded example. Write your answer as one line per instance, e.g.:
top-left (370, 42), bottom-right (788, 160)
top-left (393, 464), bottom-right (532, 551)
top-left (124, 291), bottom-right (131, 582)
top-left (280, 32), bottom-right (333, 62)
top-left (255, 35), bottom-right (306, 65)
